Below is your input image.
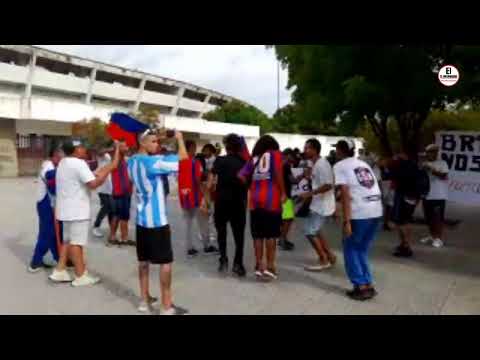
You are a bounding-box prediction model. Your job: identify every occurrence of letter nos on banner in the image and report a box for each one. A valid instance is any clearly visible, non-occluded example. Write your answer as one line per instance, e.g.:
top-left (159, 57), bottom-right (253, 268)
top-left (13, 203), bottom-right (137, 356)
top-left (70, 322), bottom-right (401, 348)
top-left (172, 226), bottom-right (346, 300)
top-left (436, 131), bottom-right (480, 206)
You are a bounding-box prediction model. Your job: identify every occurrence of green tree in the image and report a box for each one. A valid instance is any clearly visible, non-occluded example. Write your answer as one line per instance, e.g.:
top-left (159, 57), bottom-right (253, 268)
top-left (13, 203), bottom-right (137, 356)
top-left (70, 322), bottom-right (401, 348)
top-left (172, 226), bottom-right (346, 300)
top-left (203, 100), bottom-right (272, 133)
top-left (358, 110), bottom-right (480, 156)
top-left (72, 117), bottom-right (108, 149)
top-left (271, 45), bottom-right (480, 157)
top-left (132, 106), bottom-right (161, 127)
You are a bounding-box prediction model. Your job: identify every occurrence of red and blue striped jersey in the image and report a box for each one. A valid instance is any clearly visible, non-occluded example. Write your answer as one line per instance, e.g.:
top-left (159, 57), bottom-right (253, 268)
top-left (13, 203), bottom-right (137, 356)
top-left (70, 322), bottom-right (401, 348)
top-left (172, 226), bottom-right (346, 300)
top-left (112, 158), bottom-right (133, 197)
top-left (248, 150), bottom-right (283, 212)
top-left (178, 156), bottom-right (203, 209)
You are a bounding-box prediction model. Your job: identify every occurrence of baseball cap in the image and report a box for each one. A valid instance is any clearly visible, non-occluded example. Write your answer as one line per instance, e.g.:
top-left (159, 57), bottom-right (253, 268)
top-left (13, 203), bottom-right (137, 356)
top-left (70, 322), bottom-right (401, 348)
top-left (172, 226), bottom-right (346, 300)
top-left (62, 138), bottom-right (86, 155)
top-left (425, 144), bottom-right (439, 152)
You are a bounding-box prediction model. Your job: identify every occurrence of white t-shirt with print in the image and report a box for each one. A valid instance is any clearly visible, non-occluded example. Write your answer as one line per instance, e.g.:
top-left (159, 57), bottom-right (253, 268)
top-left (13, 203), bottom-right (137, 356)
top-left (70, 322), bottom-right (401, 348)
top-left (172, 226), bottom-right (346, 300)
top-left (425, 159), bottom-right (449, 200)
top-left (96, 153), bottom-right (112, 195)
top-left (334, 157), bottom-right (383, 220)
top-left (37, 160), bottom-right (55, 203)
top-left (310, 158), bottom-right (336, 217)
top-left (56, 157), bottom-right (96, 221)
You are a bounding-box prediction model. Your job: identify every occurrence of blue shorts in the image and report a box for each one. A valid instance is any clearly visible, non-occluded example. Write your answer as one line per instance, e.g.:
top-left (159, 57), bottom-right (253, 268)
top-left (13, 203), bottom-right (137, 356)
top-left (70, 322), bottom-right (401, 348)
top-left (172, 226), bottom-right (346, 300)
top-left (304, 211), bottom-right (327, 236)
top-left (112, 195), bottom-right (131, 221)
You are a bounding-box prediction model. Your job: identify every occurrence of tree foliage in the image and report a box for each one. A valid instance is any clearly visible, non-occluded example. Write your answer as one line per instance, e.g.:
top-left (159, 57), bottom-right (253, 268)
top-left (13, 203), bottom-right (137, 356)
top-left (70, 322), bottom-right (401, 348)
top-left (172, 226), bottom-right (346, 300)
top-left (72, 117), bottom-right (108, 150)
top-left (358, 110), bottom-right (480, 156)
top-left (272, 45), bottom-right (480, 157)
top-left (203, 100), bottom-right (272, 134)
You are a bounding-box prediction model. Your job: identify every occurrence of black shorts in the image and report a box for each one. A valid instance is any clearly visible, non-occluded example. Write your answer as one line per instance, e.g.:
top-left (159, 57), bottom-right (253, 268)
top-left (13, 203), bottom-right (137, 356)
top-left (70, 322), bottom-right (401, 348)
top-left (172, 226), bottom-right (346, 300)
top-left (250, 209), bottom-right (282, 239)
top-left (423, 200), bottom-right (446, 223)
top-left (391, 193), bottom-right (417, 226)
top-left (112, 195), bottom-right (131, 221)
top-left (136, 225), bottom-right (173, 265)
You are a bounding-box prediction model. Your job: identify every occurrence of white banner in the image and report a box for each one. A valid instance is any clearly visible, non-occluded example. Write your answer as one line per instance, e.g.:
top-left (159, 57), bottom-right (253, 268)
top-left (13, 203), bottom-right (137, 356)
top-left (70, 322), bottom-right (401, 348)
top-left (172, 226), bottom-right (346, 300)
top-left (291, 168), bottom-right (311, 197)
top-left (436, 131), bottom-right (480, 206)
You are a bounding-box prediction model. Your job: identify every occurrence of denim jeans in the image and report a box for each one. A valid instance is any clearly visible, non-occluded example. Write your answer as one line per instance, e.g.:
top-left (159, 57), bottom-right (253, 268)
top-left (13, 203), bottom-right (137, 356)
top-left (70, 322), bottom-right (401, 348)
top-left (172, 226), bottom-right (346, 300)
top-left (343, 218), bottom-right (381, 287)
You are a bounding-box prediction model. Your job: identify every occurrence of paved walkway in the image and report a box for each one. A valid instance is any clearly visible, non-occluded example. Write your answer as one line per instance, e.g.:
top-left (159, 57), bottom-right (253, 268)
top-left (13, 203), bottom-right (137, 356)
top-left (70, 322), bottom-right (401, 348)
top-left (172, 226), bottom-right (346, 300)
top-left (1, 177), bottom-right (479, 315)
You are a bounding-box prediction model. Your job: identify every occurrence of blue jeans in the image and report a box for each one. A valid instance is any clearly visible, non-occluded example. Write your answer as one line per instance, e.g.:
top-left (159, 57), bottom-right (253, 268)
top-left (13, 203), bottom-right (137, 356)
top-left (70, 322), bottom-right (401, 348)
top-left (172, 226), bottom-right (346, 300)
top-left (343, 218), bottom-right (381, 287)
top-left (31, 195), bottom-right (60, 267)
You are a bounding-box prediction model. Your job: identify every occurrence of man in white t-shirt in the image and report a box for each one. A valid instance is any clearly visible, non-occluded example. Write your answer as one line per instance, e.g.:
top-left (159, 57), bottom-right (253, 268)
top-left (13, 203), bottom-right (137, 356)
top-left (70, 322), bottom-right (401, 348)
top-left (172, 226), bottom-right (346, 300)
top-left (420, 144), bottom-right (449, 248)
top-left (299, 139), bottom-right (337, 271)
top-left (92, 145), bottom-right (114, 238)
top-left (49, 139), bottom-right (120, 287)
top-left (334, 140), bottom-right (383, 301)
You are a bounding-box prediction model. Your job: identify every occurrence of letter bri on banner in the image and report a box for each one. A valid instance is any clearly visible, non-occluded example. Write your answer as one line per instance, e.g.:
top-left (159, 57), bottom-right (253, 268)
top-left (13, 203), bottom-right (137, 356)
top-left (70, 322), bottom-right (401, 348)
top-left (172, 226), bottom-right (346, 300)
top-left (436, 131), bottom-right (480, 206)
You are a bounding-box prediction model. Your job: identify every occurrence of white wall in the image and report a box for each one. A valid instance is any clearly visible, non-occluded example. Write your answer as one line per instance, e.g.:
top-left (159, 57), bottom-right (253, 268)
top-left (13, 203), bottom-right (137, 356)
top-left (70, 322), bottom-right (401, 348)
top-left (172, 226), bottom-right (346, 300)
top-left (267, 133), bottom-right (364, 157)
top-left (16, 119), bottom-right (72, 136)
top-left (32, 68), bottom-right (89, 95)
top-left (162, 115), bottom-right (260, 139)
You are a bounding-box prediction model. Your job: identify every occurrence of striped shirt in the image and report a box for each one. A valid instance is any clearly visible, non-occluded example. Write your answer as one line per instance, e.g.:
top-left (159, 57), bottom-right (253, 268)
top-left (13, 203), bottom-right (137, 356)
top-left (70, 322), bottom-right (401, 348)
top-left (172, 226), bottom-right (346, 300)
top-left (178, 157), bottom-right (203, 210)
top-left (239, 150), bottom-right (283, 213)
top-left (127, 154), bottom-right (179, 228)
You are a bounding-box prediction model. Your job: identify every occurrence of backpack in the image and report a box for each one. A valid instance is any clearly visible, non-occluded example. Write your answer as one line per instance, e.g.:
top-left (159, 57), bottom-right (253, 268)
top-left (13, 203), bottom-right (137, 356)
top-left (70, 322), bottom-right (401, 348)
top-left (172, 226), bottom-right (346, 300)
top-left (414, 168), bottom-right (431, 199)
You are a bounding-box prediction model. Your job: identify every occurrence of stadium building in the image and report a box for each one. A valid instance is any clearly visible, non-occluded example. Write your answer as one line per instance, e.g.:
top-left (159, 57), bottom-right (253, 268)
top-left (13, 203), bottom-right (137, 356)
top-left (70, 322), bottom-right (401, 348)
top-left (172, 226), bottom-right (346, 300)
top-left (0, 45), bottom-right (259, 176)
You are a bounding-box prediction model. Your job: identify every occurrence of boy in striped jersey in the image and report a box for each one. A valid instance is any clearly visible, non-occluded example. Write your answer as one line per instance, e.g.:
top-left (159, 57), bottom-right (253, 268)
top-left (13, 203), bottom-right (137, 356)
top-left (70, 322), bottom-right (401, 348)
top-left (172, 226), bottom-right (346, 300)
top-left (127, 129), bottom-right (189, 315)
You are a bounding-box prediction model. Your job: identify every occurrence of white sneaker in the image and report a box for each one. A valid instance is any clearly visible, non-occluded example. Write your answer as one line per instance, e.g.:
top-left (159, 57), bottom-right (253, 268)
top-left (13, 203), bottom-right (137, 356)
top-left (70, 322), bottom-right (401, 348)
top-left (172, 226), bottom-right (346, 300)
top-left (27, 265), bottom-right (42, 273)
top-left (138, 297), bottom-right (159, 313)
top-left (432, 239), bottom-right (444, 248)
top-left (49, 269), bottom-right (73, 283)
top-left (71, 272), bottom-right (101, 287)
top-left (304, 263), bottom-right (332, 272)
top-left (159, 305), bottom-right (188, 316)
top-left (92, 228), bottom-right (104, 238)
top-left (420, 236), bottom-right (433, 244)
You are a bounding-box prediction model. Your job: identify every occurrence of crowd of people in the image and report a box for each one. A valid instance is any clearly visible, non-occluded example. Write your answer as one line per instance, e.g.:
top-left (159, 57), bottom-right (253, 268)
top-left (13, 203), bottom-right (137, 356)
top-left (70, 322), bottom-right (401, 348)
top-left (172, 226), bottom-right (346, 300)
top-left (27, 126), bottom-right (450, 313)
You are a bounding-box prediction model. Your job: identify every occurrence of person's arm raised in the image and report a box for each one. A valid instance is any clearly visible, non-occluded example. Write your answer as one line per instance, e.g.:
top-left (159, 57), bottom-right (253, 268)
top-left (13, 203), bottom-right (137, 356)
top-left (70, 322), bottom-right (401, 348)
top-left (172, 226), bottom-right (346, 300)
top-left (175, 131), bottom-right (188, 161)
top-left (87, 142), bottom-right (121, 190)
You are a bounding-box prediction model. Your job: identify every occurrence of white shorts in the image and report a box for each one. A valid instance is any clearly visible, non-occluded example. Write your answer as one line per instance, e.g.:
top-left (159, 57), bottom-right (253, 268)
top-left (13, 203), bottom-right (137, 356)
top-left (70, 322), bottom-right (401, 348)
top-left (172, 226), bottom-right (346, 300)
top-left (304, 212), bottom-right (328, 236)
top-left (63, 220), bottom-right (90, 247)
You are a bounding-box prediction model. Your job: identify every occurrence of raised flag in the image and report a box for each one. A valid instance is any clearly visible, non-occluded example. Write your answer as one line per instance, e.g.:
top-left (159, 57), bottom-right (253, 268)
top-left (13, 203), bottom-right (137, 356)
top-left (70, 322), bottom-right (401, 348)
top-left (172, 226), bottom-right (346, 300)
top-left (106, 113), bottom-right (150, 147)
top-left (239, 136), bottom-right (251, 162)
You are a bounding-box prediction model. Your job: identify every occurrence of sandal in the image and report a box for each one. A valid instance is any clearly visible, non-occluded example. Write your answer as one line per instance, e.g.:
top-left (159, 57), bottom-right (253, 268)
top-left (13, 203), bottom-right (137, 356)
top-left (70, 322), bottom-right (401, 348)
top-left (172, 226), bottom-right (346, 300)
top-left (127, 240), bottom-right (136, 246)
top-left (106, 239), bottom-right (118, 247)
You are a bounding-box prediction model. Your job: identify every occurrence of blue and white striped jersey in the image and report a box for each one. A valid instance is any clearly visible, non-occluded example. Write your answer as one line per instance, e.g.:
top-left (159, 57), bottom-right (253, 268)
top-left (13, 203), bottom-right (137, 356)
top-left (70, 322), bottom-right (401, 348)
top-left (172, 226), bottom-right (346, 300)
top-left (127, 154), bottom-right (179, 228)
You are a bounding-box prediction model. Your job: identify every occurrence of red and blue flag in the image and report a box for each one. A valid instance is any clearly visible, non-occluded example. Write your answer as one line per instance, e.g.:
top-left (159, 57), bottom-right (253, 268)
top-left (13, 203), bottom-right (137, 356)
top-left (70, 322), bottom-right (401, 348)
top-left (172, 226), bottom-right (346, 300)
top-left (239, 136), bottom-right (251, 162)
top-left (106, 113), bottom-right (150, 148)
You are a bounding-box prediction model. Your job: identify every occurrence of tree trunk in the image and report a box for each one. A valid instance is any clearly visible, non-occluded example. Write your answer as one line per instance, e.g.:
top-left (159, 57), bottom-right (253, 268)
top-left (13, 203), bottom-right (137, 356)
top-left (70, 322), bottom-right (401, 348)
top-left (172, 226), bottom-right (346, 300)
top-left (368, 117), bottom-right (393, 157)
top-left (396, 112), bottom-right (427, 161)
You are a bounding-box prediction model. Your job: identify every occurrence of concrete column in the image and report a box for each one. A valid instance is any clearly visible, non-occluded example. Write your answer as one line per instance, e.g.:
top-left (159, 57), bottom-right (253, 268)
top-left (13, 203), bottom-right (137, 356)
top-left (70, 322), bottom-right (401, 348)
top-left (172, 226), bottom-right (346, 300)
top-left (133, 76), bottom-right (147, 113)
top-left (199, 94), bottom-right (212, 118)
top-left (171, 87), bottom-right (185, 116)
top-left (86, 67), bottom-right (97, 105)
top-left (22, 50), bottom-right (37, 118)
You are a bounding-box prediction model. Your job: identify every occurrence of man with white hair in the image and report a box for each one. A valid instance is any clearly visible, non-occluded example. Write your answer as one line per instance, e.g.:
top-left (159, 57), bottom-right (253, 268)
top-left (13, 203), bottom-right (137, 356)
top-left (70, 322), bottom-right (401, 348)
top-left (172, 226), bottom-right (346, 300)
top-left (420, 144), bottom-right (449, 248)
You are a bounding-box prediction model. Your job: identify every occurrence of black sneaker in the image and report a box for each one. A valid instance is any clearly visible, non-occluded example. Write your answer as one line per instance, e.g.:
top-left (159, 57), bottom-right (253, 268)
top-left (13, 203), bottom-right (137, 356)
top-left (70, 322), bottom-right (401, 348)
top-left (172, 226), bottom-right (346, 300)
top-left (347, 287), bottom-right (378, 298)
top-left (393, 246), bottom-right (413, 258)
top-left (346, 287), bottom-right (374, 301)
top-left (218, 258), bottom-right (228, 273)
top-left (204, 245), bottom-right (219, 255)
top-left (284, 240), bottom-right (295, 250)
top-left (368, 287), bottom-right (378, 298)
top-left (232, 263), bottom-right (246, 277)
top-left (187, 249), bottom-right (199, 258)
top-left (279, 239), bottom-right (294, 251)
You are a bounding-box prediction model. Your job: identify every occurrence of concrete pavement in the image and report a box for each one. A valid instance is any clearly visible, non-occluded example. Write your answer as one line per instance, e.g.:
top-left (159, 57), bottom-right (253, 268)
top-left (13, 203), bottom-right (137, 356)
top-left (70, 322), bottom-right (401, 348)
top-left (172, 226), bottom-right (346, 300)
top-left (1, 177), bottom-right (479, 315)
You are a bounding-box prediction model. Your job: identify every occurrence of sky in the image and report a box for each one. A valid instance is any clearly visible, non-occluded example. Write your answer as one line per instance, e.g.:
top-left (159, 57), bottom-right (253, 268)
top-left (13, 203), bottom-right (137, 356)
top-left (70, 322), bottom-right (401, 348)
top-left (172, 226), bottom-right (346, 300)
top-left (36, 45), bottom-right (292, 116)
